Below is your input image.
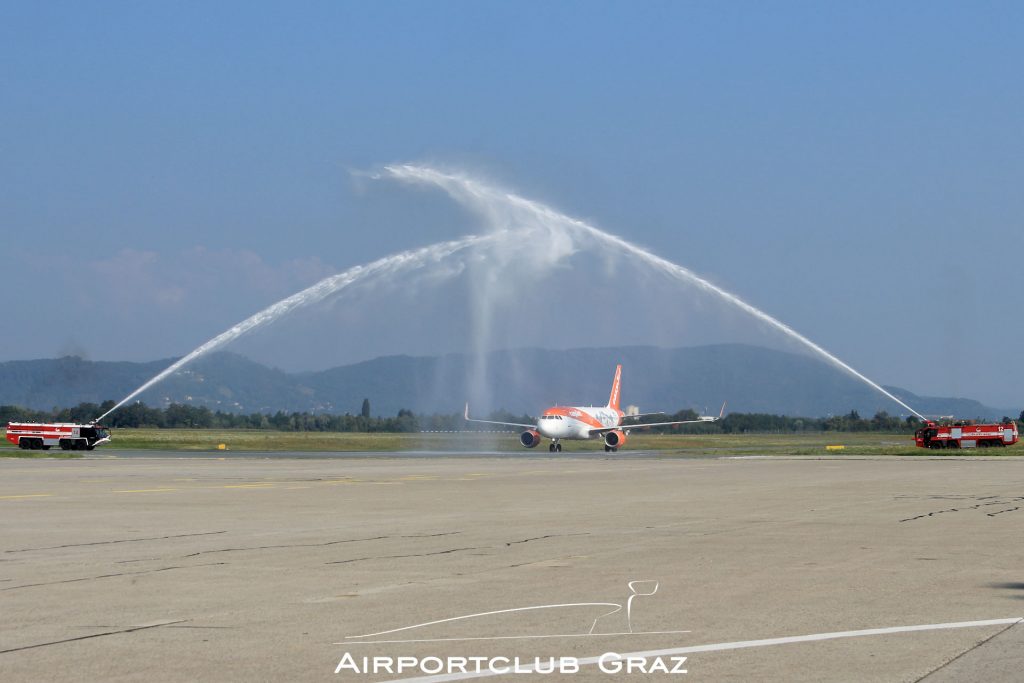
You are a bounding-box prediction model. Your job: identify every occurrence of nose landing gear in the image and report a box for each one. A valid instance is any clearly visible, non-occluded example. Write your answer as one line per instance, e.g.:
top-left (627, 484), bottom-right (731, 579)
top-left (548, 441), bottom-right (562, 452)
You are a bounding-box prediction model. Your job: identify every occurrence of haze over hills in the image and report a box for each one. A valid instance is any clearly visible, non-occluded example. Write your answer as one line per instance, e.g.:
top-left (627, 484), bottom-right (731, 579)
top-left (0, 345), bottom-right (1013, 420)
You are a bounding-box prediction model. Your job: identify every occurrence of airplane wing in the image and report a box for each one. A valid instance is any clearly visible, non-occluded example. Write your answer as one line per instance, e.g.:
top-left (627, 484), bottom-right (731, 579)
top-left (588, 418), bottom-right (713, 436)
top-left (463, 403), bottom-right (536, 430)
top-left (622, 412), bottom-right (674, 420)
top-left (594, 402), bottom-right (727, 436)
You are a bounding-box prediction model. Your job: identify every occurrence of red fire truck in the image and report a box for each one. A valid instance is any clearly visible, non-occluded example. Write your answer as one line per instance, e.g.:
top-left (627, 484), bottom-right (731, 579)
top-left (5, 423), bottom-right (111, 451)
top-left (914, 420), bottom-right (1018, 450)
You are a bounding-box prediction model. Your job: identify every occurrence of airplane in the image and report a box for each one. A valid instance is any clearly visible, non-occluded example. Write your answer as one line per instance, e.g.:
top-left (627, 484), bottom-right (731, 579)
top-left (464, 364), bottom-right (726, 452)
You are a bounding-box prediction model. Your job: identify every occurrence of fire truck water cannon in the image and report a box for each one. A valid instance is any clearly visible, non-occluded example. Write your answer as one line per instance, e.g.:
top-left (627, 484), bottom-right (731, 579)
top-left (5, 423), bottom-right (112, 451)
top-left (914, 419), bottom-right (1018, 450)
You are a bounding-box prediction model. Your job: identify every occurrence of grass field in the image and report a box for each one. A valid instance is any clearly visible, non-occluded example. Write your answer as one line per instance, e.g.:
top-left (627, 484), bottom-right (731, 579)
top-left (4, 428), bottom-right (1018, 456)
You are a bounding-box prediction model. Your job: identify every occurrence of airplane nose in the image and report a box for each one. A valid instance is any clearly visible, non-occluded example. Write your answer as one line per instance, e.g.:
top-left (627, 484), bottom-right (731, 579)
top-left (537, 416), bottom-right (559, 438)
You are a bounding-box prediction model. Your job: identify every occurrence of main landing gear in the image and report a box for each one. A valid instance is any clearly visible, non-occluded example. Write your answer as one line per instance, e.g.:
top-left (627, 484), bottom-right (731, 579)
top-left (548, 442), bottom-right (562, 452)
top-left (603, 445), bottom-right (618, 452)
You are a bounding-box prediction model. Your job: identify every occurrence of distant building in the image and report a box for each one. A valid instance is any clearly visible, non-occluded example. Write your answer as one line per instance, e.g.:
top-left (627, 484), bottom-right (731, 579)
top-left (625, 405), bottom-right (640, 417)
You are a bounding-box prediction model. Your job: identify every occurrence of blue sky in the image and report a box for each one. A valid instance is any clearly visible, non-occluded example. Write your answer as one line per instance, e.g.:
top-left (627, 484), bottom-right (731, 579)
top-left (1, 1), bottom-right (1021, 408)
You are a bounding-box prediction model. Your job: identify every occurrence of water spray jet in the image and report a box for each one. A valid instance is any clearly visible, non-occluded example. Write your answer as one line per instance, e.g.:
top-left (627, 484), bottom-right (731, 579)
top-left (96, 164), bottom-right (924, 423)
top-left (381, 164), bottom-right (925, 420)
top-left (93, 234), bottom-right (493, 423)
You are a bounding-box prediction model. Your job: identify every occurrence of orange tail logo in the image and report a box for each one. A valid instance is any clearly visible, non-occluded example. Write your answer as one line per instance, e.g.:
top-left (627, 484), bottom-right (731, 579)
top-left (607, 365), bottom-right (622, 411)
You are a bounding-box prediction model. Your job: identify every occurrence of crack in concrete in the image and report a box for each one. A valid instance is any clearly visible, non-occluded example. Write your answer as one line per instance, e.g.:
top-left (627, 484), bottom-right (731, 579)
top-left (181, 536), bottom-right (387, 558)
top-left (0, 562), bottom-right (227, 592)
top-left (4, 531), bottom-right (228, 553)
top-left (325, 532), bottom-right (583, 566)
top-left (178, 532), bottom-right (461, 558)
top-left (505, 533), bottom-right (589, 547)
top-left (508, 554), bottom-right (585, 568)
top-left (900, 496), bottom-right (1024, 522)
top-left (0, 620), bottom-right (187, 654)
top-left (116, 558), bottom-right (160, 564)
top-left (914, 621), bottom-right (1022, 682)
top-left (326, 547), bottom-right (485, 565)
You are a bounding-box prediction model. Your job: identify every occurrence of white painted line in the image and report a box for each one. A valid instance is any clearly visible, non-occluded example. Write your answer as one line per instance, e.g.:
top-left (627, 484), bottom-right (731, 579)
top-left (383, 617), bottom-right (1023, 683)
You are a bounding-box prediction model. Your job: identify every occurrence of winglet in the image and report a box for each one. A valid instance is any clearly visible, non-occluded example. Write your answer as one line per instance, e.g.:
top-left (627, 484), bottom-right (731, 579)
top-left (464, 402), bottom-right (470, 421)
top-left (607, 364), bottom-right (622, 411)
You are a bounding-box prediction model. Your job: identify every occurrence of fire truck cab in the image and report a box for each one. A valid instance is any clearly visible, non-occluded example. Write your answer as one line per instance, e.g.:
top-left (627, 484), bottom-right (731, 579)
top-left (914, 420), bottom-right (1018, 450)
top-left (5, 423), bottom-right (111, 451)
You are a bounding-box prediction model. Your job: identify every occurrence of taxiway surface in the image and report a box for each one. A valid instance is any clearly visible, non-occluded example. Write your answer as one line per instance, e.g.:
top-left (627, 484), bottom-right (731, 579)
top-left (1, 452), bottom-right (1022, 681)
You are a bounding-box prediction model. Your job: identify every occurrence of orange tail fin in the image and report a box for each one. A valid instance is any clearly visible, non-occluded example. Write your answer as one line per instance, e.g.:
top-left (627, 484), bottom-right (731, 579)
top-left (607, 364), bottom-right (622, 411)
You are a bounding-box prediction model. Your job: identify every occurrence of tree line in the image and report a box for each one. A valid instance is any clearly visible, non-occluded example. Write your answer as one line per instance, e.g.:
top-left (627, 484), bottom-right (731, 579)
top-left (0, 401), bottom-right (531, 434)
top-left (633, 408), bottom-right (926, 433)
top-left (3, 401), bottom-right (1007, 434)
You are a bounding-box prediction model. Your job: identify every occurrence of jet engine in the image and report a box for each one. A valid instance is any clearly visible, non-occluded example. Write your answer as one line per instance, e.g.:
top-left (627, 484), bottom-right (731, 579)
top-left (604, 430), bottom-right (627, 449)
top-left (520, 430), bottom-right (542, 448)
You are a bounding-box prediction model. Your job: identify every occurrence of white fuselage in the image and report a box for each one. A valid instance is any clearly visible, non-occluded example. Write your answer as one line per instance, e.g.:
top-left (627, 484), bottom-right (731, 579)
top-left (536, 406), bottom-right (623, 440)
